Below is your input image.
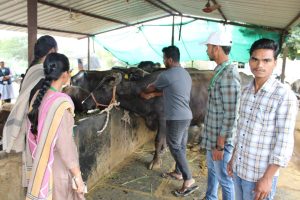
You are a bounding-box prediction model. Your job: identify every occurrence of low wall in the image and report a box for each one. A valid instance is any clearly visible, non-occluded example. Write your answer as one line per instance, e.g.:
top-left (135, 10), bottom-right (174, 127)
top-left (0, 108), bottom-right (155, 200)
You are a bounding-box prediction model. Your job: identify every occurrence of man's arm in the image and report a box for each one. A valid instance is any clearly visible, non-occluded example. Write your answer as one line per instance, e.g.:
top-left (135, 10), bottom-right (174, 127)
top-left (140, 83), bottom-right (162, 100)
top-left (219, 72), bottom-right (241, 139)
top-left (213, 71), bottom-right (240, 160)
top-left (254, 164), bottom-right (280, 200)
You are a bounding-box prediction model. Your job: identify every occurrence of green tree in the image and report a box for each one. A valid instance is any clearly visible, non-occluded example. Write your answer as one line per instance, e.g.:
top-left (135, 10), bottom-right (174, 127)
top-left (286, 24), bottom-right (300, 60)
top-left (0, 36), bottom-right (28, 74)
top-left (0, 36), bottom-right (27, 60)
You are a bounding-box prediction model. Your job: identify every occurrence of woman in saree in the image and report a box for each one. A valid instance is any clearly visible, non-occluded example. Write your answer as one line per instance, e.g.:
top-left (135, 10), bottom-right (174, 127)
top-left (26, 53), bottom-right (85, 200)
top-left (3, 35), bottom-right (57, 153)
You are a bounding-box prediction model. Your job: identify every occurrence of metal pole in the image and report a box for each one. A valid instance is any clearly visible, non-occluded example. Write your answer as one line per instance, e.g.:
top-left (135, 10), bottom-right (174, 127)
top-left (171, 16), bottom-right (175, 45)
top-left (88, 37), bottom-right (90, 71)
top-left (27, 0), bottom-right (38, 65)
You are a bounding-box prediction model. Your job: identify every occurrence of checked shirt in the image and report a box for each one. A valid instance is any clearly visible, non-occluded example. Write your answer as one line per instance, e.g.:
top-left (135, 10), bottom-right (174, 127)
top-left (201, 62), bottom-right (241, 150)
top-left (233, 77), bottom-right (298, 182)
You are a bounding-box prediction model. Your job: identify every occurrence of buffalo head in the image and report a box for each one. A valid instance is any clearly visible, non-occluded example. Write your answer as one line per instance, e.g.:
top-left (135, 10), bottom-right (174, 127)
top-left (81, 72), bottom-right (122, 110)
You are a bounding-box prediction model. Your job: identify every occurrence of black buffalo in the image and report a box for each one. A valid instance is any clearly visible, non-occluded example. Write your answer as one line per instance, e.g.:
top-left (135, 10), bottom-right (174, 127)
top-left (75, 68), bottom-right (213, 169)
top-left (62, 85), bottom-right (91, 113)
top-left (137, 61), bottom-right (161, 73)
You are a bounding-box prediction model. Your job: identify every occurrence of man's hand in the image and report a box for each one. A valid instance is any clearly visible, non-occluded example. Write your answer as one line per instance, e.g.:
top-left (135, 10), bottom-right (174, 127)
top-left (227, 158), bottom-right (234, 177)
top-left (140, 92), bottom-right (154, 100)
top-left (254, 176), bottom-right (273, 200)
top-left (212, 149), bottom-right (224, 160)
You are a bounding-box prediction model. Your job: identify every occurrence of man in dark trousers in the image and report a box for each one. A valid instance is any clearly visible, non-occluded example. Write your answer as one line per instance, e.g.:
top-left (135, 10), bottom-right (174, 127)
top-left (141, 45), bottom-right (198, 197)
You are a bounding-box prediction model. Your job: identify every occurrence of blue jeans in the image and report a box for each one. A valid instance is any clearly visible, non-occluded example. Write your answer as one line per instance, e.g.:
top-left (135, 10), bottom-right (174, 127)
top-left (233, 173), bottom-right (278, 200)
top-left (166, 120), bottom-right (192, 180)
top-left (206, 144), bottom-right (235, 200)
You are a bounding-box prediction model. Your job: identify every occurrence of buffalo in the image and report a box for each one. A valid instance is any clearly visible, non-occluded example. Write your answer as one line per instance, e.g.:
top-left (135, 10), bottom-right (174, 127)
top-left (74, 68), bottom-right (213, 169)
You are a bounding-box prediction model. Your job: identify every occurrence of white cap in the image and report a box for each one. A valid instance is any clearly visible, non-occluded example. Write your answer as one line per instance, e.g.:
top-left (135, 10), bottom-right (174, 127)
top-left (202, 31), bottom-right (232, 46)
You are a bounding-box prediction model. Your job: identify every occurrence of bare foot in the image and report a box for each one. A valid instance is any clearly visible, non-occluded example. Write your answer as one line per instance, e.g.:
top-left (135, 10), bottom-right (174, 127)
top-left (162, 172), bottom-right (183, 180)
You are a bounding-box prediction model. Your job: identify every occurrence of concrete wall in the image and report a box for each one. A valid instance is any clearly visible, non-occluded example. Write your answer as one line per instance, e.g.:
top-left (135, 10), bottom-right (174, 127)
top-left (0, 108), bottom-right (155, 200)
top-left (0, 152), bottom-right (25, 200)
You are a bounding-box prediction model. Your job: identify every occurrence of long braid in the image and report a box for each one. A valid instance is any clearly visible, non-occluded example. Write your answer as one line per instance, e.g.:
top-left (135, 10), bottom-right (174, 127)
top-left (27, 53), bottom-right (70, 136)
top-left (27, 77), bottom-right (52, 135)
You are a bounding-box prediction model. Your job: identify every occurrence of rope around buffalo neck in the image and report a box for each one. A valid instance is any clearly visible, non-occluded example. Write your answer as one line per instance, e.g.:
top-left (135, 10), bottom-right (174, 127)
top-left (97, 100), bottom-right (120, 135)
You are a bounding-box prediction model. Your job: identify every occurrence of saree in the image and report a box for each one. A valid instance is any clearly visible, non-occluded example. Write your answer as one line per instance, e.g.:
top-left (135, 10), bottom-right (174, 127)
top-left (26, 92), bottom-right (75, 200)
top-left (2, 63), bottom-right (44, 153)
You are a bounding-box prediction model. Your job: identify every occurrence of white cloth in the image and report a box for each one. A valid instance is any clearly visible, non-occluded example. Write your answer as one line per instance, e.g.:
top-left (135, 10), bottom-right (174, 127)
top-left (2, 64), bottom-right (44, 153)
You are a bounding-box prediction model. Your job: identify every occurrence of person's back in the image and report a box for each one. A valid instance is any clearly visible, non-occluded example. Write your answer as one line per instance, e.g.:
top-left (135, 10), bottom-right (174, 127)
top-left (26, 53), bottom-right (85, 199)
top-left (158, 66), bottom-right (192, 120)
top-left (2, 35), bottom-right (57, 153)
top-left (142, 45), bottom-right (198, 197)
top-left (200, 31), bottom-right (240, 200)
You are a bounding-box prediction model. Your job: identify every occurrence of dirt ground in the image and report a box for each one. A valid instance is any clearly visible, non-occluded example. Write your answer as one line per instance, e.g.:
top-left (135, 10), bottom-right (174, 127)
top-left (86, 112), bottom-right (300, 200)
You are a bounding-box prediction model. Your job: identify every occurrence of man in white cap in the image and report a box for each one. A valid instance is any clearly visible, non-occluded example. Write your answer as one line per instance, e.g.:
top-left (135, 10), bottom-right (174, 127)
top-left (200, 31), bottom-right (241, 200)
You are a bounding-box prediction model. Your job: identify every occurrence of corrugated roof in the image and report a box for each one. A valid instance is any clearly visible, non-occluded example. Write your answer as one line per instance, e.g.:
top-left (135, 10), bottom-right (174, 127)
top-left (0, 0), bottom-right (299, 38)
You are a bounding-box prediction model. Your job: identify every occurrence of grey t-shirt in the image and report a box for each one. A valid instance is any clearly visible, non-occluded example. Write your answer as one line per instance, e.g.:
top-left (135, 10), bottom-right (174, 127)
top-left (154, 66), bottom-right (192, 120)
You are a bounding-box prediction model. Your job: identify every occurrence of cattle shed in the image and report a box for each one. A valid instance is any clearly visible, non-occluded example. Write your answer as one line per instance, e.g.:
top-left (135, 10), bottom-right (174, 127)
top-left (0, 0), bottom-right (299, 78)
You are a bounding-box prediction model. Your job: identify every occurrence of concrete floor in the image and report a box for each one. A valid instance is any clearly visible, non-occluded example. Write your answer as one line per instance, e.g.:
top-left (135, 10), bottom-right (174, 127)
top-left (86, 143), bottom-right (207, 200)
top-left (86, 121), bottom-right (300, 200)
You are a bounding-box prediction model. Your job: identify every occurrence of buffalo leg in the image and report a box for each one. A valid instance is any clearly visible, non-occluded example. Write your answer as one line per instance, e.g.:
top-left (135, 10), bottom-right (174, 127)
top-left (149, 119), bottom-right (167, 170)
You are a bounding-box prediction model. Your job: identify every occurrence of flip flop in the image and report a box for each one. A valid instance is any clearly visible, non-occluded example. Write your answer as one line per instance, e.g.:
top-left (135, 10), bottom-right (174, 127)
top-left (161, 172), bottom-right (183, 180)
top-left (173, 185), bottom-right (199, 197)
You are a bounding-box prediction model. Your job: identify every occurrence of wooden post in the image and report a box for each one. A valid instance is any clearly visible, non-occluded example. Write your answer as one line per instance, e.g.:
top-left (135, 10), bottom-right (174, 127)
top-left (281, 45), bottom-right (288, 83)
top-left (27, 0), bottom-right (38, 65)
top-left (280, 31), bottom-right (288, 83)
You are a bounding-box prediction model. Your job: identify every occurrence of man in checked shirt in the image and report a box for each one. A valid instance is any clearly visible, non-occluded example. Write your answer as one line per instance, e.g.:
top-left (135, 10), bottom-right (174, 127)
top-left (227, 38), bottom-right (298, 200)
top-left (200, 31), bottom-right (241, 200)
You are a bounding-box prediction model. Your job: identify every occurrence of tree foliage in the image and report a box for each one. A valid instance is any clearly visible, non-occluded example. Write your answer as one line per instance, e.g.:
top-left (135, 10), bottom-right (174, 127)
top-left (286, 24), bottom-right (300, 60)
top-left (0, 36), bottom-right (28, 74)
top-left (0, 36), bottom-right (27, 60)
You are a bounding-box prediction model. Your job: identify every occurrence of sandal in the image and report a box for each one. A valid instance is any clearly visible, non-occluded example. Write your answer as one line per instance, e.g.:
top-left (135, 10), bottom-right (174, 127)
top-left (173, 185), bottom-right (199, 197)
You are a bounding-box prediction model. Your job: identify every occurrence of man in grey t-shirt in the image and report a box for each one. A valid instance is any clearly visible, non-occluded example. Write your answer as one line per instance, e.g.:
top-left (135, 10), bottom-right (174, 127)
top-left (141, 46), bottom-right (198, 197)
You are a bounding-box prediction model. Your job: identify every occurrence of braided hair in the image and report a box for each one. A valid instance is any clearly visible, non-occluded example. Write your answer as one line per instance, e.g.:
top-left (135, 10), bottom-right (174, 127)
top-left (29, 35), bottom-right (57, 68)
top-left (28, 53), bottom-right (70, 135)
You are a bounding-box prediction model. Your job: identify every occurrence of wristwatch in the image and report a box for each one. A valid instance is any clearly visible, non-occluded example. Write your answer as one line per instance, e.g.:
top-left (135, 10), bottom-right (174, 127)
top-left (216, 144), bottom-right (224, 151)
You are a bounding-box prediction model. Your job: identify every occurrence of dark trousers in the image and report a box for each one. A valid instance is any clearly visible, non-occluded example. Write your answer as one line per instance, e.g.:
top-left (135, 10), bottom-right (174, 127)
top-left (166, 119), bottom-right (192, 180)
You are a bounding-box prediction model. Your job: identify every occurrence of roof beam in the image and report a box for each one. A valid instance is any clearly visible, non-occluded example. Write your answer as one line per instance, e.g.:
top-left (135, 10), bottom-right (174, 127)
top-left (144, 0), bottom-right (173, 15)
top-left (93, 14), bottom-right (171, 36)
top-left (284, 12), bottom-right (300, 31)
top-left (0, 20), bottom-right (92, 37)
top-left (211, 0), bottom-right (227, 21)
top-left (174, 14), bottom-right (283, 33)
top-left (154, 0), bottom-right (182, 15)
top-left (38, 0), bottom-right (129, 26)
